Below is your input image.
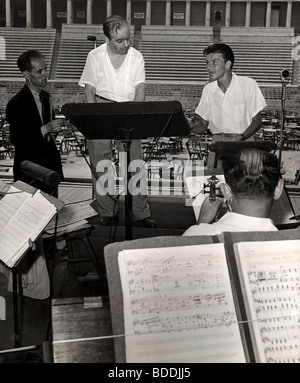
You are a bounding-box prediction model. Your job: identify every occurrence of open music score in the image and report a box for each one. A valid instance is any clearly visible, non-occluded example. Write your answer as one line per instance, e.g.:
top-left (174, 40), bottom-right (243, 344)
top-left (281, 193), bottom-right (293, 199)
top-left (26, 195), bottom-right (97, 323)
top-left (118, 243), bottom-right (246, 363)
top-left (234, 239), bottom-right (300, 363)
top-left (117, 239), bottom-right (300, 363)
top-left (0, 184), bottom-right (58, 267)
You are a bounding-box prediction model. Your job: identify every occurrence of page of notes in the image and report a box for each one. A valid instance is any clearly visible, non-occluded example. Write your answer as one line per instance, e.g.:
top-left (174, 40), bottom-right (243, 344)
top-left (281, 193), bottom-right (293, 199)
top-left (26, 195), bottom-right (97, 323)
top-left (0, 185), bottom-right (30, 232)
top-left (118, 243), bottom-right (246, 363)
top-left (234, 240), bottom-right (300, 363)
top-left (44, 201), bottom-right (98, 235)
top-left (0, 187), bottom-right (57, 267)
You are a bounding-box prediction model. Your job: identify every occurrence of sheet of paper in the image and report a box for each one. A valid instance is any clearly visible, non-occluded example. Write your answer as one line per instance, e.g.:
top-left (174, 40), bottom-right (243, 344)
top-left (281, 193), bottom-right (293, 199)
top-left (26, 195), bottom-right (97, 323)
top-left (118, 243), bottom-right (246, 363)
top-left (0, 190), bottom-right (57, 267)
top-left (234, 240), bottom-right (300, 363)
top-left (45, 201), bottom-right (98, 234)
top-left (0, 185), bottom-right (31, 232)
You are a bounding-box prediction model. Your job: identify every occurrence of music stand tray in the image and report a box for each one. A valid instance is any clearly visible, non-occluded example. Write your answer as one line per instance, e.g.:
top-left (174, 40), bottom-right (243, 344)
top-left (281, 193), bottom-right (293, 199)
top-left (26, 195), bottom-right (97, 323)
top-left (62, 101), bottom-right (190, 239)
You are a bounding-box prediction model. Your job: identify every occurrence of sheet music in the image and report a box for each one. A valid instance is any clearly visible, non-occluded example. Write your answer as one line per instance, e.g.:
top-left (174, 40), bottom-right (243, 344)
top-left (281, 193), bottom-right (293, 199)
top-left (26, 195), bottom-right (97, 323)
top-left (118, 243), bottom-right (246, 363)
top-left (45, 201), bottom-right (98, 234)
top-left (0, 185), bottom-right (30, 232)
top-left (0, 187), bottom-right (57, 267)
top-left (233, 240), bottom-right (300, 363)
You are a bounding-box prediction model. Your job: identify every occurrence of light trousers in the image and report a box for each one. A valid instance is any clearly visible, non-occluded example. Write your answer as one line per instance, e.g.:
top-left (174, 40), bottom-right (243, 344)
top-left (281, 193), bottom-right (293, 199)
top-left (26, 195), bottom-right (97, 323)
top-left (88, 139), bottom-right (151, 221)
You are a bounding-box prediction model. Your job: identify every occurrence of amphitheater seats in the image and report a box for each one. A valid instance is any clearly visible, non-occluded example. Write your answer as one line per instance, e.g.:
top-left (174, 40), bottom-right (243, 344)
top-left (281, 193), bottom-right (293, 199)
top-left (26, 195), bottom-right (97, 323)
top-left (0, 25), bottom-right (298, 101)
top-left (139, 26), bottom-right (295, 84)
top-left (139, 26), bottom-right (213, 82)
top-left (0, 27), bottom-right (56, 78)
top-left (220, 27), bottom-right (295, 84)
top-left (55, 38), bottom-right (100, 80)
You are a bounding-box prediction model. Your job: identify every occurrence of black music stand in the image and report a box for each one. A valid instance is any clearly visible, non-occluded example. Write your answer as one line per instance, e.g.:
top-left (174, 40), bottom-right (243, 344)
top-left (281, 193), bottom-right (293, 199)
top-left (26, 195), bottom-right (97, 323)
top-left (62, 101), bottom-right (190, 240)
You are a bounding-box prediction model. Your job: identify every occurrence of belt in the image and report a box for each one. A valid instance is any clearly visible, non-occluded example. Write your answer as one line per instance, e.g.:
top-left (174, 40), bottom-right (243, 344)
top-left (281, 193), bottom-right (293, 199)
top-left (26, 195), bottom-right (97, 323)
top-left (95, 95), bottom-right (116, 102)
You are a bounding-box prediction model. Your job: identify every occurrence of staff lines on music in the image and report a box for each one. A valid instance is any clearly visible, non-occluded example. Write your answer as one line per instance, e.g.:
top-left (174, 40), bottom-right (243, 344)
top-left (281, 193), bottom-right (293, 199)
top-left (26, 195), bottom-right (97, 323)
top-left (236, 241), bottom-right (300, 363)
top-left (247, 265), bottom-right (300, 322)
top-left (124, 249), bottom-right (239, 335)
top-left (131, 310), bottom-right (238, 335)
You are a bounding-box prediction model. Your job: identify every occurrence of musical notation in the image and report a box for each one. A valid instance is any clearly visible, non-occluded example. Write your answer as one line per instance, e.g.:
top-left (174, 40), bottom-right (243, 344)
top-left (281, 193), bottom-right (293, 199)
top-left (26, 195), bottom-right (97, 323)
top-left (234, 240), bottom-right (300, 363)
top-left (118, 243), bottom-right (246, 363)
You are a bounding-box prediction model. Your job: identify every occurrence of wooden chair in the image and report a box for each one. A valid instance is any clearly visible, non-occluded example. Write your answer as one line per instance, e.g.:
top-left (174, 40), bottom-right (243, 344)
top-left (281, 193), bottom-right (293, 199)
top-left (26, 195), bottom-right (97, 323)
top-left (185, 139), bottom-right (208, 164)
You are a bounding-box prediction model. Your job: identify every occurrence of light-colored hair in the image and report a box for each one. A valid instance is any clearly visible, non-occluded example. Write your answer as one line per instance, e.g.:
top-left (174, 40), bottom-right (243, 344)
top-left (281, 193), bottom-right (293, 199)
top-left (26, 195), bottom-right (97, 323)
top-left (221, 148), bottom-right (281, 199)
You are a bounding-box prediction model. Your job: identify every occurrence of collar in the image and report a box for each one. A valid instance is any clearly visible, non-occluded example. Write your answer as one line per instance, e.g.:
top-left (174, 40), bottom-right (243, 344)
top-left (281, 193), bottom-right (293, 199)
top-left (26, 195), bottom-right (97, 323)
top-left (218, 211), bottom-right (275, 225)
top-left (211, 72), bottom-right (237, 94)
top-left (28, 86), bottom-right (40, 98)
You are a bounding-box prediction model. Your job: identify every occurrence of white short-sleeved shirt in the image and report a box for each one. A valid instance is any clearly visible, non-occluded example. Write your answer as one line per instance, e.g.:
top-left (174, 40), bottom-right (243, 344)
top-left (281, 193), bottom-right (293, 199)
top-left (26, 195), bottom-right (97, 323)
top-left (183, 212), bottom-right (277, 236)
top-left (195, 73), bottom-right (267, 134)
top-left (79, 43), bottom-right (145, 102)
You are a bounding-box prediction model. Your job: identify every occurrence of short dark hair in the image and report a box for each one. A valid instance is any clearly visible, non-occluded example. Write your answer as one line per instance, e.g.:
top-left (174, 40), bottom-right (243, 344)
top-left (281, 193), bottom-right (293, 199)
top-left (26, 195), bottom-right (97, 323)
top-left (203, 43), bottom-right (235, 69)
top-left (221, 148), bottom-right (281, 200)
top-left (17, 50), bottom-right (44, 72)
top-left (103, 15), bottom-right (128, 39)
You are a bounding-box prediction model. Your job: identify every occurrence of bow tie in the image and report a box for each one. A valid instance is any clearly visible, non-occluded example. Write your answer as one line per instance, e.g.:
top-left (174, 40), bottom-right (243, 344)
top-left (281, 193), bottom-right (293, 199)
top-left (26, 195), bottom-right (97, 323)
top-left (39, 90), bottom-right (50, 103)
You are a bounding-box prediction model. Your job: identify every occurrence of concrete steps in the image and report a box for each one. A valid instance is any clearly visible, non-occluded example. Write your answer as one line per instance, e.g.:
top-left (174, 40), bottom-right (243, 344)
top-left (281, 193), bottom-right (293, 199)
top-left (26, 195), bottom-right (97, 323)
top-left (0, 27), bottom-right (56, 78)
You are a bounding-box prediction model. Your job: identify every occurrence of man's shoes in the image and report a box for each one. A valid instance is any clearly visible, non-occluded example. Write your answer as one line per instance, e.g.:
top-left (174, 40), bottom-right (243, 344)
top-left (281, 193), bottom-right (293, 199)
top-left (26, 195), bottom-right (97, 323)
top-left (132, 216), bottom-right (157, 228)
top-left (100, 215), bottom-right (118, 226)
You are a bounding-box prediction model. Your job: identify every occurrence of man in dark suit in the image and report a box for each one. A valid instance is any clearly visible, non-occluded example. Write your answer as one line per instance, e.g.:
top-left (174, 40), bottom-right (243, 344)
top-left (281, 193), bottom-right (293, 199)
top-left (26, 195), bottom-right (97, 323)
top-left (6, 50), bottom-right (63, 196)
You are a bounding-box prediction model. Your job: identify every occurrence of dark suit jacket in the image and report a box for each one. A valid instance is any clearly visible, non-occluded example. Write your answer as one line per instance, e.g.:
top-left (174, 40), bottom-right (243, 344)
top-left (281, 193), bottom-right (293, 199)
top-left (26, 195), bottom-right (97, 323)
top-left (6, 84), bottom-right (64, 192)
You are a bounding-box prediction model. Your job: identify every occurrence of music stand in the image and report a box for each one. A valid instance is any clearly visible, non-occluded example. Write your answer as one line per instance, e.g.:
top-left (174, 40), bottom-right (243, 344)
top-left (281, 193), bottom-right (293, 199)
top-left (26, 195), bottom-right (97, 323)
top-left (62, 101), bottom-right (190, 240)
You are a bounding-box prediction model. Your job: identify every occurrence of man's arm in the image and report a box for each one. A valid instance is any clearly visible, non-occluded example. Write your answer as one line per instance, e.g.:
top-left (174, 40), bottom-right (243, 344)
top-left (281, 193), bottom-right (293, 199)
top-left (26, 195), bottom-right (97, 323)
top-left (190, 115), bottom-right (209, 135)
top-left (134, 83), bottom-right (145, 102)
top-left (234, 111), bottom-right (262, 141)
top-left (84, 84), bottom-right (97, 103)
top-left (197, 196), bottom-right (223, 224)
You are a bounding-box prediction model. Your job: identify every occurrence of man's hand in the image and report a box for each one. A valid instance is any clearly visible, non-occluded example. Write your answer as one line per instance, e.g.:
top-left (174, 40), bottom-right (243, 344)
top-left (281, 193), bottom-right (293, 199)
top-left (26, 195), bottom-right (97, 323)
top-left (41, 120), bottom-right (62, 137)
top-left (197, 196), bottom-right (223, 224)
top-left (190, 118), bottom-right (208, 135)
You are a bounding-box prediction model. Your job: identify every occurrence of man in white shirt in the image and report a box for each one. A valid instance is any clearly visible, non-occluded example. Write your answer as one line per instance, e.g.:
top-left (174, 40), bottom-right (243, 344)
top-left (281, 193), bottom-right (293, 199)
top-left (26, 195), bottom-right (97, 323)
top-left (79, 15), bottom-right (156, 228)
top-left (183, 148), bottom-right (283, 236)
top-left (191, 44), bottom-right (267, 168)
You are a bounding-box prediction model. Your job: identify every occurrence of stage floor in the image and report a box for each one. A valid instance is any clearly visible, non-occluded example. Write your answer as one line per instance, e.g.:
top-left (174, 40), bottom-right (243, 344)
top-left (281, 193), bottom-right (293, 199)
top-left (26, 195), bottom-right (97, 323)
top-left (0, 149), bottom-right (299, 359)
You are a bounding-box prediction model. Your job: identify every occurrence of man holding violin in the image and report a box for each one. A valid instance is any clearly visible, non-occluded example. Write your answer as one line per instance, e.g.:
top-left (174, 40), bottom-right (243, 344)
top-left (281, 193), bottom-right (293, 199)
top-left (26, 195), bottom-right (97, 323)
top-left (183, 148), bottom-right (283, 236)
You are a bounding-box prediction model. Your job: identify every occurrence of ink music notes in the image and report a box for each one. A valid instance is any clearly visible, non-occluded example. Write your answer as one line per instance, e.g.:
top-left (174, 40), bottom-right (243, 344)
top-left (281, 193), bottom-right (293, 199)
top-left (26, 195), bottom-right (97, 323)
top-left (118, 243), bottom-right (246, 363)
top-left (234, 239), bottom-right (300, 363)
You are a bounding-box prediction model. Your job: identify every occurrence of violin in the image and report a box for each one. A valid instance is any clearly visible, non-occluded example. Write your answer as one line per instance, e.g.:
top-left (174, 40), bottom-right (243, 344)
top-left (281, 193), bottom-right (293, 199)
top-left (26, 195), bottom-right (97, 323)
top-left (203, 175), bottom-right (222, 201)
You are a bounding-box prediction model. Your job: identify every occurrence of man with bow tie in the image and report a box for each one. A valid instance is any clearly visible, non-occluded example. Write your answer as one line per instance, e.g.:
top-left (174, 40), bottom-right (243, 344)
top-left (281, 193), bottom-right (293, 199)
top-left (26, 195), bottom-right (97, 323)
top-left (6, 50), bottom-right (64, 196)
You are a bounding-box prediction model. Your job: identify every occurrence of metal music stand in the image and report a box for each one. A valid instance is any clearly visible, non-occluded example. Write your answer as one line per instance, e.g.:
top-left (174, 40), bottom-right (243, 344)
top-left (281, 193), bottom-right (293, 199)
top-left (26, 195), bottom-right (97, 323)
top-left (62, 101), bottom-right (190, 240)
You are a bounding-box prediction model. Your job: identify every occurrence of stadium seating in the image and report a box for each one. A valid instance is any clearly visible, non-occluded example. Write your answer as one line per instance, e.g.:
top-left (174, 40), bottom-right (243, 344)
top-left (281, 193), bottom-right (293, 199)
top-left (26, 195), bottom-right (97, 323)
top-left (139, 26), bottom-right (213, 82)
top-left (220, 27), bottom-right (295, 84)
top-left (0, 27), bottom-right (56, 78)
